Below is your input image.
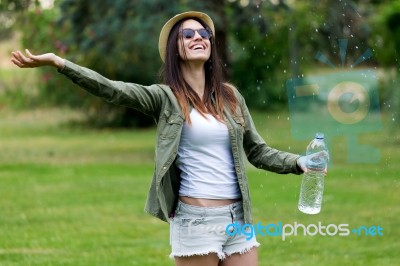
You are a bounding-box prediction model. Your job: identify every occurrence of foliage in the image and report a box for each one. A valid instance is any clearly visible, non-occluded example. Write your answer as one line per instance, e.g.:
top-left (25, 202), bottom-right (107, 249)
top-left (0, 0), bottom-right (35, 39)
top-left (368, 0), bottom-right (400, 125)
top-left (13, 0), bottom-right (400, 126)
top-left (225, 0), bottom-right (378, 109)
top-left (368, 0), bottom-right (400, 67)
top-left (227, 1), bottom-right (289, 109)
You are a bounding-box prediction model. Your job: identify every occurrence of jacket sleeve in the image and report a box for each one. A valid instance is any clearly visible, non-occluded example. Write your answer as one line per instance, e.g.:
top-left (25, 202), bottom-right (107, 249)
top-left (58, 60), bottom-right (163, 118)
top-left (238, 93), bottom-right (302, 175)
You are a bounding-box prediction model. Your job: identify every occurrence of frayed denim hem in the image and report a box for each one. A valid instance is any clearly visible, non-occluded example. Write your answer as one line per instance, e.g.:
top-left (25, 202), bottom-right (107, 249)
top-left (224, 242), bottom-right (260, 258)
top-left (169, 250), bottom-right (225, 260)
top-left (169, 242), bottom-right (260, 261)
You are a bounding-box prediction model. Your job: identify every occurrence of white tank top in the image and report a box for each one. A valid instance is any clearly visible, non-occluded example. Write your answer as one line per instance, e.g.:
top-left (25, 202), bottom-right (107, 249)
top-left (175, 108), bottom-right (241, 199)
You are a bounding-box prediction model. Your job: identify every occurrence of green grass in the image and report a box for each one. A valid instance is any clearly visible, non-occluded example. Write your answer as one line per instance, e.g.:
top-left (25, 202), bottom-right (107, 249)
top-left (0, 107), bottom-right (399, 266)
top-left (0, 67), bottom-right (42, 109)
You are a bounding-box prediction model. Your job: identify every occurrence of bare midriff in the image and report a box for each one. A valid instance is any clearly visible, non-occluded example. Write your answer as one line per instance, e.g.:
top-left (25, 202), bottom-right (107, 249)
top-left (179, 196), bottom-right (241, 207)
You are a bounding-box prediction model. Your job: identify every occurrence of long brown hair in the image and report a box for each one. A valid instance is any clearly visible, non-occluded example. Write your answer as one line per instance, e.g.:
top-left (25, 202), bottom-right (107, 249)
top-left (160, 17), bottom-right (238, 124)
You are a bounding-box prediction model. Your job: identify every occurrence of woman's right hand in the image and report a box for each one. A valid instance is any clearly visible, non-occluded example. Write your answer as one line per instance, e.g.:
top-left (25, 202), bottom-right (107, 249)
top-left (11, 49), bottom-right (65, 69)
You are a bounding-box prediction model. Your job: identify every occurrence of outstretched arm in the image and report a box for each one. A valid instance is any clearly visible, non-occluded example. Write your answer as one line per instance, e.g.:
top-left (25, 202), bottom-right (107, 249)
top-left (238, 94), bottom-right (302, 175)
top-left (11, 49), bottom-right (65, 69)
top-left (10, 49), bottom-right (163, 118)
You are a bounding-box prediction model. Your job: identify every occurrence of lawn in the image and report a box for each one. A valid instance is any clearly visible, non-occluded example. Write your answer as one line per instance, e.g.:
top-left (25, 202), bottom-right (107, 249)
top-left (0, 107), bottom-right (399, 266)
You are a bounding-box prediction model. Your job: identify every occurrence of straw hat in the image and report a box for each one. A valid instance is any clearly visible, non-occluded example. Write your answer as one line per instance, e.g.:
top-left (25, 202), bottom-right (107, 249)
top-left (158, 11), bottom-right (215, 62)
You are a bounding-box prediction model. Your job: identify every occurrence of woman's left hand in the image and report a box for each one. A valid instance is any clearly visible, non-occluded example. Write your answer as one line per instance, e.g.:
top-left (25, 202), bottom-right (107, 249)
top-left (297, 151), bottom-right (329, 175)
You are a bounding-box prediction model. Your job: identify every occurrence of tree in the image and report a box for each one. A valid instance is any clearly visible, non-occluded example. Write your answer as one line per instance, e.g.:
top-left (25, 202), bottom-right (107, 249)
top-left (368, 0), bottom-right (400, 127)
top-left (0, 0), bottom-right (33, 39)
top-left (18, 0), bottom-right (396, 125)
top-left (19, 0), bottom-right (231, 127)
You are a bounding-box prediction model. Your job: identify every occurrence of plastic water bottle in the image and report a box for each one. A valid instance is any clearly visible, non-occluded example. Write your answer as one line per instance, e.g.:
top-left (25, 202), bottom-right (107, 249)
top-left (298, 133), bottom-right (329, 214)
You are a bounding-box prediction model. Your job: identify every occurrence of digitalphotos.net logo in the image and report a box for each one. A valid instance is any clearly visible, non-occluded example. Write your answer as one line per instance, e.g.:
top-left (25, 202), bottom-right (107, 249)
top-left (286, 39), bottom-right (382, 163)
top-left (187, 220), bottom-right (384, 241)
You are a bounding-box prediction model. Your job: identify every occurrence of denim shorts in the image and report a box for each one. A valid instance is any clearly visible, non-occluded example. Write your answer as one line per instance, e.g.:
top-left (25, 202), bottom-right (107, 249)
top-left (169, 200), bottom-right (260, 260)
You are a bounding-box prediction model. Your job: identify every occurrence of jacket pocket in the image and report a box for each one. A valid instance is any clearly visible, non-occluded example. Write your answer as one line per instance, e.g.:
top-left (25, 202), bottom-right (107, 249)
top-left (160, 111), bottom-right (184, 139)
top-left (180, 217), bottom-right (205, 227)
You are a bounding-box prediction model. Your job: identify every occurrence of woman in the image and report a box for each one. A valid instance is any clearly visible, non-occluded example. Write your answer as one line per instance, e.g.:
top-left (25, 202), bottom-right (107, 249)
top-left (11, 11), bottom-right (310, 266)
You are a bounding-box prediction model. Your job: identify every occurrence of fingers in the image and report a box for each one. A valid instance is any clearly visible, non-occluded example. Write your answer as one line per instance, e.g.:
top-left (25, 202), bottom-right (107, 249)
top-left (321, 150), bottom-right (330, 161)
top-left (11, 51), bottom-right (25, 68)
top-left (25, 49), bottom-right (37, 61)
top-left (296, 156), bottom-right (307, 173)
top-left (10, 50), bottom-right (36, 68)
top-left (11, 58), bottom-right (23, 67)
top-left (11, 51), bottom-right (21, 62)
top-left (16, 50), bottom-right (28, 62)
top-left (20, 50), bottom-right (36, 64)
top-left (308, 151), bottom-right (329, 162)
top-left (11, 50), bottom-right (25, 64)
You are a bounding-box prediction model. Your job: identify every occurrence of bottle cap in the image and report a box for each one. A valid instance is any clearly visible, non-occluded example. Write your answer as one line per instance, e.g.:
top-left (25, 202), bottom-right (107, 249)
top-left (315, 132), bottom-right (324, 140)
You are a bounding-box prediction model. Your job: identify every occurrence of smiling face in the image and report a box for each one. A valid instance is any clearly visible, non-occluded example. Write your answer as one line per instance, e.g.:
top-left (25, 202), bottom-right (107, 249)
top-left (177, 19), bottom-right (211, 63)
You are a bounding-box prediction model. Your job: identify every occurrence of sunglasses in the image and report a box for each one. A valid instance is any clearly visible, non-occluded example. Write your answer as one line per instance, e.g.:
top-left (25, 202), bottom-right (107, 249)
top-left (180, 28), bottom-right (212, 40)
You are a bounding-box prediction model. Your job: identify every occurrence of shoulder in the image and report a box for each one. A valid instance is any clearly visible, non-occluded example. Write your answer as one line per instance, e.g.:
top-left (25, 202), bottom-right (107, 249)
top-left (153, 84), bottom-right (182, 108)
top-left (153, 84), bottom-right (175, 98)
top-left (223, 82), bottom-right (245, 104)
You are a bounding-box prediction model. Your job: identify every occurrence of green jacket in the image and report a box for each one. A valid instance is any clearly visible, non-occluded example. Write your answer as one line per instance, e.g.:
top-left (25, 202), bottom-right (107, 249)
top-left (59, 60), bottom-right (302, 224)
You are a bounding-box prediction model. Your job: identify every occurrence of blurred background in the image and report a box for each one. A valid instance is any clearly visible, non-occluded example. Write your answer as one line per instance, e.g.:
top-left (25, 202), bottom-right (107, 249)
top-left (0, 0), bottom-right (399, 265)
top-left (1, 0), bottom-right (399, 127)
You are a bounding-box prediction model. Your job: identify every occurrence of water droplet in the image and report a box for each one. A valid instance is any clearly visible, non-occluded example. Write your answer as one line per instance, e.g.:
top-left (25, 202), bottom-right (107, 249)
top-left (315, 28), bottom-right (319, 32)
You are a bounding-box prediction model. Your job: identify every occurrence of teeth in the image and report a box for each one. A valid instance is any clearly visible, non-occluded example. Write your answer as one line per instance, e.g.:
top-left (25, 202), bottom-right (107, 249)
top-left (192, 45), bottom-right (204, 50)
